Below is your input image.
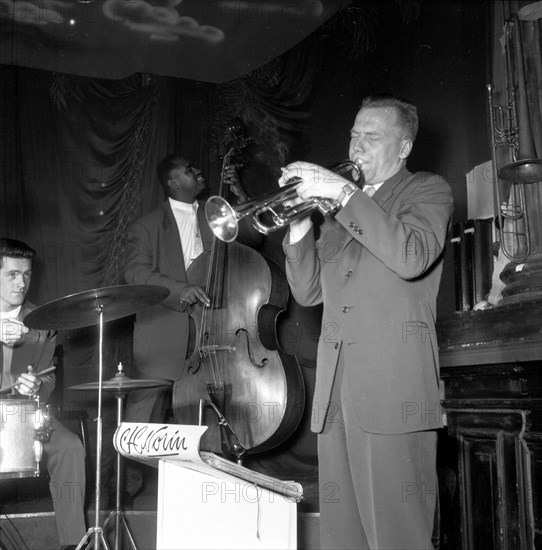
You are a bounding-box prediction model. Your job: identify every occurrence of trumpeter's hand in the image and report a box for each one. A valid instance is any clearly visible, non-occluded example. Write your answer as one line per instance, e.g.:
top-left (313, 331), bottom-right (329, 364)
top-left (279, 161), bottom-right (345, 202)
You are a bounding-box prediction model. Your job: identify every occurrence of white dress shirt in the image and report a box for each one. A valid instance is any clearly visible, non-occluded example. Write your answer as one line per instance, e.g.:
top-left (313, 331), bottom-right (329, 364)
top-left (169, 198), bottom-right (204, 270)
top-left (0, 305), bottom-right (22, 387)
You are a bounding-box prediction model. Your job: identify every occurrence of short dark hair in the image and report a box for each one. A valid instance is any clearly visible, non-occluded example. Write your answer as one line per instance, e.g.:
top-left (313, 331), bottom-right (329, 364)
top-left (361, 93), bottom-right (418, 142)
top-left (0, 238), bottom-right (36, 262)
top-left (156, 155), bottom-right (186, 194)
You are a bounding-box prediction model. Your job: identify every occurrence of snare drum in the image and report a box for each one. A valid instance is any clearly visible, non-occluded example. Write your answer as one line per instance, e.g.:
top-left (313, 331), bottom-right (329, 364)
top-left (0, 396), bottom-right (43, 479)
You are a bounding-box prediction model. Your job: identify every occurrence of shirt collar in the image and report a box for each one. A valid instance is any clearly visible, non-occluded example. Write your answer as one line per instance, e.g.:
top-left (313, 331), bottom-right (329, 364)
top-left (169, 197), bottom-right (198, 213)
top-left (0, 305), bottom-right (22, 321)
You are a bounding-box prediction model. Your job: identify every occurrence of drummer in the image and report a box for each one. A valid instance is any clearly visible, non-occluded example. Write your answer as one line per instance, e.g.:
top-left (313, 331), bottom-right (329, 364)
top-left (0, 237), bottom-right (87, 550)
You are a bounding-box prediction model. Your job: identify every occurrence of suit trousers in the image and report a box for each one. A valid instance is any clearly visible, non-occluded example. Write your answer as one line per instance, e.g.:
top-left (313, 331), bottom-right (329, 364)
top-left (44, 418), bottom-right (86, 547)
top-left (318, 353), bottom-right (438, 550)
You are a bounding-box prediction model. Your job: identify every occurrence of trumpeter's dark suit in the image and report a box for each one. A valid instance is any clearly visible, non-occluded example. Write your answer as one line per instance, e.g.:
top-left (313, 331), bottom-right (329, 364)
top-left (284, 167), bottom-right (454, 549)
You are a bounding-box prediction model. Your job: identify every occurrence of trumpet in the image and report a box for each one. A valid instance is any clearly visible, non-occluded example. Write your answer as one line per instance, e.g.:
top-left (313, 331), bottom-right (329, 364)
top-left (487, 14), bottom-right (542, 262)
top-left (205, 159), bottom-right (364, 242)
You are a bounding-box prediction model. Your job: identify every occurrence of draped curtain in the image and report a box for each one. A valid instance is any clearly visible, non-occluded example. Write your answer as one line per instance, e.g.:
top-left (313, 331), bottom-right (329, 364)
top-left (0, 40), bottom-right (321, 477)
top-left (0, 67), bottom-right (215, 390)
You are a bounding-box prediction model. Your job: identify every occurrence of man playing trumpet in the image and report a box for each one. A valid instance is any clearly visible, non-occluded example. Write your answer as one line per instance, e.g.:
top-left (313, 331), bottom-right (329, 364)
top-left (280, 94), bottom-right (454, 550)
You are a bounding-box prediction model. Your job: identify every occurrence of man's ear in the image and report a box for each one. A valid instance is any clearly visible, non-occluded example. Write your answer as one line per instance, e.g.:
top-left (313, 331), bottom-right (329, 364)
top-left (399, 139), bottom-right (413, 160)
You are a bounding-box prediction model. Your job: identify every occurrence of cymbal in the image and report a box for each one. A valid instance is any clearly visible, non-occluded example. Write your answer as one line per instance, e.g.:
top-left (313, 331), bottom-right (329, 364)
top-left (24, 285), bottom-right (170, 330)
top-left (69, 372), bottom-right (171, 393)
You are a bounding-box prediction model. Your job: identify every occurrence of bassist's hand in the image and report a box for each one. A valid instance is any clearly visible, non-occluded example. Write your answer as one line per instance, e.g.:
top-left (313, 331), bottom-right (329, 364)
top-left (180, 285), bottom-right (211, 309)
top-left (224, 166), bottom-right (249, 203)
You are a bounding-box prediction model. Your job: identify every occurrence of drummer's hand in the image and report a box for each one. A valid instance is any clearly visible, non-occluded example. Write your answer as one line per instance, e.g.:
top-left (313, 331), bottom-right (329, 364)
top-left (16, 366), bottom-right (41, 396)
top-left (0, 319), bottom-right (29, 346)
top-left (279, 161), bottom-right (345, 201)
top-left (180, 285), bottom-right (211, 308)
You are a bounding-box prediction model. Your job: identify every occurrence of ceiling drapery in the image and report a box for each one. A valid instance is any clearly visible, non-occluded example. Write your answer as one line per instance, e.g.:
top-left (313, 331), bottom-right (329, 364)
top-left (0, 0), bottom-right (346, 82)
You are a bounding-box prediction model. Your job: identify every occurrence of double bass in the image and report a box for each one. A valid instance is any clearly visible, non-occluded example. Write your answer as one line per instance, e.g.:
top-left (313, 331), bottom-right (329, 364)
top-left (172, 125), bottom-right (305, 459)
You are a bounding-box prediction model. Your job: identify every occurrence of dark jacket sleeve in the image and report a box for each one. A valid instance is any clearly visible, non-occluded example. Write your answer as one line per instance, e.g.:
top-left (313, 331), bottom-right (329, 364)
top-left (124, 219), bottom-right (187, 311)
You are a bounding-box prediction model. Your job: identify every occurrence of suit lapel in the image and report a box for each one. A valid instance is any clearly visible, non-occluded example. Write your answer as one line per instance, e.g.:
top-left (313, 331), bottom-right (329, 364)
top-left (161, 201), bottom-right (185, 280)
top-left (373, 167), bottom-right (411, 209)
top-left (337, 167), bottom-right (411, 255)
top-left (197, 200), bottom-right (214, 251)
top-left (11, 305), bottom-right (40, 378)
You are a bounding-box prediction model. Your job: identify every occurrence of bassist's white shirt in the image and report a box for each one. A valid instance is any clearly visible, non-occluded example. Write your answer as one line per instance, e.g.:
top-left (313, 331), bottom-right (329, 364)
top-left (169, 198), bottom-right (203, 270)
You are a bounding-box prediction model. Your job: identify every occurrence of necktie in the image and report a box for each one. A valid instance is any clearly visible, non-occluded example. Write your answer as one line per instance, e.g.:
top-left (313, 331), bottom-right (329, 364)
top-left (193, 203), bottom-right (203, 260)
top-left (364, 185), bottom-right (377, 198)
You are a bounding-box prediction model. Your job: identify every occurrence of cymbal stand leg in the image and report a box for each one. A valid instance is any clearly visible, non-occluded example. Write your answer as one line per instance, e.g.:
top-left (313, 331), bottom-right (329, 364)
top-left (76, 306), bottom-right (109, 550)
top-left (102, 391), bottom-right (137, 550)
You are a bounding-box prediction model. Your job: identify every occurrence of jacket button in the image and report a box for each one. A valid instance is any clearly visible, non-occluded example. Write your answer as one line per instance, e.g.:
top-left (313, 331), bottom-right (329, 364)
top-left (345, 269), bottom-right (353, 278)
top-left (342, 306), bottom-right (351, 313)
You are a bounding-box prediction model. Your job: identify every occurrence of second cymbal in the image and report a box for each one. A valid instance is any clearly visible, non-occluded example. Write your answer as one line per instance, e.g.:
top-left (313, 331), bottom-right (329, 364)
top-left (70, 372), bottom-right (171, 393)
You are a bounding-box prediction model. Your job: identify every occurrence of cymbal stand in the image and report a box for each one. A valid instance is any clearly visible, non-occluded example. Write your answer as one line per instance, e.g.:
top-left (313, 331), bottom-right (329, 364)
top-left (102, 366), bottom-right (137, 550)
top-left (76, 304), bottom-right (109, 550)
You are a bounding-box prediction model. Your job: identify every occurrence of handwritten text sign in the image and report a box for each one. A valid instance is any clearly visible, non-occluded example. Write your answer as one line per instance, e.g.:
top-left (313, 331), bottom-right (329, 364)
top-left (114, 423), bottom-right (207, 462)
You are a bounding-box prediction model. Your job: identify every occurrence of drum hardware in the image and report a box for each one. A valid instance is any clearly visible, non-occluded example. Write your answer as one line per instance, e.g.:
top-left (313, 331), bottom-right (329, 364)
top-left (205, 159), bottom-right (363, 242)
top-left (0, 396), bottom-right (45, 479)
top-left (24, 284), bottom-right (170, 550)
top-left (71, 364), bottom-right (171, 550)
top-left (35, 403), bottom-right (55, 443)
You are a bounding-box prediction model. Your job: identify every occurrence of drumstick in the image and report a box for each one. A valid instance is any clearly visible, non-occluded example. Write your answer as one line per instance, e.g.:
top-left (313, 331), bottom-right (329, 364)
top-left (0, 366), bottom-right (56, 394)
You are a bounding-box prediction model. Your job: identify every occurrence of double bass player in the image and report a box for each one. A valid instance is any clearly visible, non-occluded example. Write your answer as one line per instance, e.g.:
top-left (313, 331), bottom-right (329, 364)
top-left (120, 154), bottom-right (261, 503)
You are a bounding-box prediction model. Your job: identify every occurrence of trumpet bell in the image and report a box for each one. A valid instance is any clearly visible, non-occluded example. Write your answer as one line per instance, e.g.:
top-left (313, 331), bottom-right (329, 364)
top-left (206, 196), bottom-right (242, 243)
top-left (498, 159), bottom-right (542, 184)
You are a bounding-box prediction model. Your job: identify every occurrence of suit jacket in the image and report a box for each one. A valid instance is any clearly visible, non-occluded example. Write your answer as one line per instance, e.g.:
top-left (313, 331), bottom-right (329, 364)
top-left (284, 168), bottom-right (454, 435)
top-left (1, 302), bottom-right (57, 400)
top-left (124, 199), bottom-right (261, 380)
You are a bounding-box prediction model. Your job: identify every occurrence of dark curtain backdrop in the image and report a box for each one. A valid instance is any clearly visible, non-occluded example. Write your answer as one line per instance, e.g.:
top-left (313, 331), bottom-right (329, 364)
top-left (0, 39), bottom-right (321, 480)
top-left (1, 69), bottom-right (205, 390)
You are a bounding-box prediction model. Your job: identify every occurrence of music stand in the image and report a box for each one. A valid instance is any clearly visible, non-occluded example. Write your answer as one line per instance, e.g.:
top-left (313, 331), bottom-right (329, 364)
top-left (24, 285), bottom-right (169, 550)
